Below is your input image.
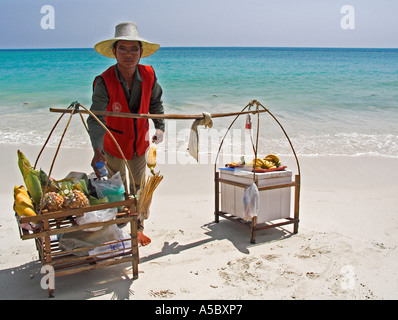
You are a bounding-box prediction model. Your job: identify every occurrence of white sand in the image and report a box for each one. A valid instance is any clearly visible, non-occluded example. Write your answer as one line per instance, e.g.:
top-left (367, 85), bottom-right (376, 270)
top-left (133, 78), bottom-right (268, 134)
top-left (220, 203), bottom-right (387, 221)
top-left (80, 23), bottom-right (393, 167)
top-left (1, 143), bottom-right (397, 300)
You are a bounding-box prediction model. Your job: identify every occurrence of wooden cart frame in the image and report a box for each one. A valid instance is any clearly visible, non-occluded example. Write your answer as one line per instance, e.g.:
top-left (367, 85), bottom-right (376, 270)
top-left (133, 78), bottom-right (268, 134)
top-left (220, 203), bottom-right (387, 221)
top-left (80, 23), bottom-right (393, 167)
top-left (16, 199), bottom-right (139, 298)
top-left (213, 100), bottom-right (301, 243)
top-left (15, 102), bottom-right (141, 297)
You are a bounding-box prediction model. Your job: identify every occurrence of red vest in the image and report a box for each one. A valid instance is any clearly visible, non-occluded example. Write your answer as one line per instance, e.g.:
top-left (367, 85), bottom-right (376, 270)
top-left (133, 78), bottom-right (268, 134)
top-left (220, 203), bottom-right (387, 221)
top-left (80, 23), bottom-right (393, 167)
top-left (96, 64), bottom-right (155, 159)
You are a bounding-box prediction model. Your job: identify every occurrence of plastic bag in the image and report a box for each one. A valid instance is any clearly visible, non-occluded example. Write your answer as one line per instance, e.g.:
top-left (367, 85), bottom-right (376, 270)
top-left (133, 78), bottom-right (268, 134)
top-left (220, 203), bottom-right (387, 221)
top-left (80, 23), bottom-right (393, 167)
top-left (59, 224), bottom-right (130, 256)
top-left (90, 171), bottom-right (125, 203)
top-left (75, 207), bottom-right (117, 232)
top-left (243, 182), bottom-right (259, 221)
top-left (88, 227), bottom-right (131, 258)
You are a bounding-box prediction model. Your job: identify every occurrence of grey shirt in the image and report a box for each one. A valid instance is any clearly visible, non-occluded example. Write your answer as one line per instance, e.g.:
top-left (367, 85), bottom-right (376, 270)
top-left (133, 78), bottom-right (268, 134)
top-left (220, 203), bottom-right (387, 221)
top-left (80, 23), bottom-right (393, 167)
top-left (87, 64), bottom-right (165, 151)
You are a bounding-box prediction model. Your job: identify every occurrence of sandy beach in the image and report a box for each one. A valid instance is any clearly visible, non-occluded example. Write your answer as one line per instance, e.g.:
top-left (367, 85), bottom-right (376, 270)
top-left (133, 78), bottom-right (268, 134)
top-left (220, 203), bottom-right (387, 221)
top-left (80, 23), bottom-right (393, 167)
top-left (0, 143), bottom-right (397, 300)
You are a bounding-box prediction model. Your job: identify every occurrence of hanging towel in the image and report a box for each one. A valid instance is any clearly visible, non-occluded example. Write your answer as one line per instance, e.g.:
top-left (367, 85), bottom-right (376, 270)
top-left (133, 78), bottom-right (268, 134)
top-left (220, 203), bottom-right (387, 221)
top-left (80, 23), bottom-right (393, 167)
top-left (188, 112), bottom-right (213, 161)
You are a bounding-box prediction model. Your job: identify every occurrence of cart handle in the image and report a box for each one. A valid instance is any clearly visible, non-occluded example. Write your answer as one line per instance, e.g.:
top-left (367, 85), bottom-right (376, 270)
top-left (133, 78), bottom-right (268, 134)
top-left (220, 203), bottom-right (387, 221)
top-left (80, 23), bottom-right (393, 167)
top-left (33, 102), bottom-right (138, 213)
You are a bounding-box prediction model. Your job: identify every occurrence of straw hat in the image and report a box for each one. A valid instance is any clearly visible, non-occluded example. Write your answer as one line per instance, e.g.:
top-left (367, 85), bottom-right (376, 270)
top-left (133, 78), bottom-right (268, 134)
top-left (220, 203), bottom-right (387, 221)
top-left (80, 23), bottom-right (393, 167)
top-left (94, 22), bottom-right (160, 58)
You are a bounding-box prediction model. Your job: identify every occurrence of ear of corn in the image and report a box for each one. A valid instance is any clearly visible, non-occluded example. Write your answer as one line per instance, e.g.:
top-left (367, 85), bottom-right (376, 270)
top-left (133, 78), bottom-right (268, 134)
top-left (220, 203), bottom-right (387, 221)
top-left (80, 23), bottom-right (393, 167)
top-left (17, 150), bottom-right (43, 207)
top-left (25, 171), bottom-right (43, 206)
top-left (147, 145), bottom-right (156, 167)
top-left (146, 145), bottom-right (157, 175)
top-left (17, 150), bottom-right (32, 180)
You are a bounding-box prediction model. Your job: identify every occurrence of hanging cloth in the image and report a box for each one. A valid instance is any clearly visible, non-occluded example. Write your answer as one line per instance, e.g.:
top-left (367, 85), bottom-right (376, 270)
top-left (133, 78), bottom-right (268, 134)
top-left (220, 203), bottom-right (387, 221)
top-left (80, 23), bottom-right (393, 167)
top-left (188, 112), bottom-right (213, 162)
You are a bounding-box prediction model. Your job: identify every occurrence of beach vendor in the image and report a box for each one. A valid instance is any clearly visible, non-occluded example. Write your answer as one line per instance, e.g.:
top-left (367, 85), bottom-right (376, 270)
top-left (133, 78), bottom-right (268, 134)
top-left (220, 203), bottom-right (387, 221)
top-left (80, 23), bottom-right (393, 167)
top-left (87, 21), bottom-right (165, 246)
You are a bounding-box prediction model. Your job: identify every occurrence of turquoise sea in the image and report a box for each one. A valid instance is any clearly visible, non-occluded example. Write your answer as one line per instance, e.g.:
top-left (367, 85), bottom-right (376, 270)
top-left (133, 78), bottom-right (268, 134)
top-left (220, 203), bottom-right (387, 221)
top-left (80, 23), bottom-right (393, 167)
top-left (0, 47), bottom-right (397, 158)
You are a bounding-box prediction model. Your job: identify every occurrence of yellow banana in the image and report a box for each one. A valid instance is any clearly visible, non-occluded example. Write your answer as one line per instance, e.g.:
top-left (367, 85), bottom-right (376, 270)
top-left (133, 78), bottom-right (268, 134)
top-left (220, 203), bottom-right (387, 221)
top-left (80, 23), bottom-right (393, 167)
top-left (265, 154), bottom-right (281, 167)
top-left (14, 203), bottom-right (37, 219)
top-left (14, 185), bottom-right (29, 198)
top-left (265, 154), bottom-right (279, 163)
top-left (15, 193), bottom-right (34, 208)
top-left (13, 184), bottom-right (36, 220)
top-left (253, 158), bottom-right (265, 168)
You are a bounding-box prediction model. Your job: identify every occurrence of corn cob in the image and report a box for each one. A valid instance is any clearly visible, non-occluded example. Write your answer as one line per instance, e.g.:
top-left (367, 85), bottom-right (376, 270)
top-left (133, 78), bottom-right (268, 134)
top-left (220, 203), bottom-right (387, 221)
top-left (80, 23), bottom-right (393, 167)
top-left (146, 145), bottom-right (157, 175)
top-left (17, 150), bottom-right (43, 206)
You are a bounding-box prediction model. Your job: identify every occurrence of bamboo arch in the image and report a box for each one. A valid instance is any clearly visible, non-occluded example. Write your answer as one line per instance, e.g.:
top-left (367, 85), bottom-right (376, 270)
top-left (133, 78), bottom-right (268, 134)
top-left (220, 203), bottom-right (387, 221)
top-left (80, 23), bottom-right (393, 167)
top-left (48, 100), bottom-right (301, 243)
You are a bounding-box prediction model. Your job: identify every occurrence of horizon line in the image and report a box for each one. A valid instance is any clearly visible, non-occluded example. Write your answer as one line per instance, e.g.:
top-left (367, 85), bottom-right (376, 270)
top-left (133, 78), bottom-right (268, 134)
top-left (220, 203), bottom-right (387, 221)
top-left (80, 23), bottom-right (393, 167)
top-left (1, 45), bottom-right (398, 51)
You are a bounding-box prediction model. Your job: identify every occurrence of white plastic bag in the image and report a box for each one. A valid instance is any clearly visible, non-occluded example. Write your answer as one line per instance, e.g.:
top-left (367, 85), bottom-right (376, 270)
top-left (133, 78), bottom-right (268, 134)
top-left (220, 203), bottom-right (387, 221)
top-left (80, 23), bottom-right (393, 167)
top-left (75, 208), bottom-right (117, 232)
top-left (88, 226), bottom-right (131, 258)
top-left (59, 224), bottom-right (130, 256)
top-left (243, 182), bottom-right (259, 221)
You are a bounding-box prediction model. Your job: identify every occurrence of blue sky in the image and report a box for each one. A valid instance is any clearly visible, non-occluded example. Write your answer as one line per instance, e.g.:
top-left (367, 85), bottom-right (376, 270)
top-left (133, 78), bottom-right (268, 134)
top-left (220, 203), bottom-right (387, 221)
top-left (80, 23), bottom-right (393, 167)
top-left (0, 0), bottom-right (397, 49)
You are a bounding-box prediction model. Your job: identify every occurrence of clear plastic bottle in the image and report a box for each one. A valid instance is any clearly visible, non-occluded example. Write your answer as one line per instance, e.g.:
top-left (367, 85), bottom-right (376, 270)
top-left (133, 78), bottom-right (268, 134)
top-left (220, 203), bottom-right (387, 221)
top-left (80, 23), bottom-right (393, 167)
top-left (95, 161), bottom-right (108, 179)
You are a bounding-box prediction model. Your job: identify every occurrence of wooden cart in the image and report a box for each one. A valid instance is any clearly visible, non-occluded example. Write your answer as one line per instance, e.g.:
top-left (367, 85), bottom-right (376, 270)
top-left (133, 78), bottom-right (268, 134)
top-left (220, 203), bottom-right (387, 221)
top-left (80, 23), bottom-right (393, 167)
top-left (214, 100), bottom-right (301, 243)
top-left (16, 198), bottom-right (139, 298)
top-left (14, 102), bottom-right (141, 297)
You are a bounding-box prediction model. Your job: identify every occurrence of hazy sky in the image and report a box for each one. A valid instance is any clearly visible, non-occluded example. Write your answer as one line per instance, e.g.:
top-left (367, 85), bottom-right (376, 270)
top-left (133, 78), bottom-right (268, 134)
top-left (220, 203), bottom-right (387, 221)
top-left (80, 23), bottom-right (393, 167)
top-left (0, 0), bottom-right (397, 49)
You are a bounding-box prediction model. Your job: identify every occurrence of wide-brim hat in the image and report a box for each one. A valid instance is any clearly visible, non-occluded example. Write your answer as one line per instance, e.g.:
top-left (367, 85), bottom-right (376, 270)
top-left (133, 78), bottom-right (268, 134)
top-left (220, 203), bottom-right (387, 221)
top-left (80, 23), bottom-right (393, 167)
top-left (94, 21), bottom-right (160, 58)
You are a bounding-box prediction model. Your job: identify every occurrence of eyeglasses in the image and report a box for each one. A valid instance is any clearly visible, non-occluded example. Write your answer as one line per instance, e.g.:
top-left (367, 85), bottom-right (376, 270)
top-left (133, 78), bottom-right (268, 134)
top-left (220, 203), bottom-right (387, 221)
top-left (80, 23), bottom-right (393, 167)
top-left (116, 46), bottom-right (141, 54)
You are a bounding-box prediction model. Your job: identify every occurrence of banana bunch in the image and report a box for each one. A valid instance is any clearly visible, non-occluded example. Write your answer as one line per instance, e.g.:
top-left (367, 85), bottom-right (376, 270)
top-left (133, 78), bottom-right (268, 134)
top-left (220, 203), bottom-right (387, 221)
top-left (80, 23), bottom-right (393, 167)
top-left (13, 185), bottom-right (38, 221)
top-left (252, 154), bottom-right (281, 169)
top-left (264, 154), bottom-right (281, 168)
top-left (17, 150), bottom-right (43, 206)
top-left (253, 158), bottom-right (267, 168)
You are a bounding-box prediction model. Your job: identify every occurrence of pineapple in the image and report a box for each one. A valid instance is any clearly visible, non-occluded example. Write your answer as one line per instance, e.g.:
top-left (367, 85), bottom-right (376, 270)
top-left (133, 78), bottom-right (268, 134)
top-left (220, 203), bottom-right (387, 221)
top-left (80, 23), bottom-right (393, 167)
top-left (41, 192), bottom-right (64, 211)
top-left (62, 190), bottom-right (90, 209)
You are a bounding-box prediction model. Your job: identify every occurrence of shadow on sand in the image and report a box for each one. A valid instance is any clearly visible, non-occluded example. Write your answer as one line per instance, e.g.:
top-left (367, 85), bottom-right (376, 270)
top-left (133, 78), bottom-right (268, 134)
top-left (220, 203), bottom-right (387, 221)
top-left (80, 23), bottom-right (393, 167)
top-left (0, 219), bottom-right (295, 299)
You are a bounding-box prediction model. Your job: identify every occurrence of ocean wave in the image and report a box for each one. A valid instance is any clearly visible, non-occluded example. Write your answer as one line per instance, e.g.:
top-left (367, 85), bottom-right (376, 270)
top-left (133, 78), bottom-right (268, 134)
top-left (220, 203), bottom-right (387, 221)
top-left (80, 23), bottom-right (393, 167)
top-left (2, 129), bottom-right (397, 159)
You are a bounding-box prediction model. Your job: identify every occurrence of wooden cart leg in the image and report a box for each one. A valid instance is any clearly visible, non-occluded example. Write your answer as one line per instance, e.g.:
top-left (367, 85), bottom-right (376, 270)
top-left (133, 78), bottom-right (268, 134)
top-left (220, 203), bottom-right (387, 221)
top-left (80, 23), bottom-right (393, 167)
top-left (250, 216), bottom-right (257, 244)
top-left (293, 175), bottom-right (301, 234)
top-left (130, 215), bottom-right (139, 280)
top-left (215, 172), bottom-right (220, 223)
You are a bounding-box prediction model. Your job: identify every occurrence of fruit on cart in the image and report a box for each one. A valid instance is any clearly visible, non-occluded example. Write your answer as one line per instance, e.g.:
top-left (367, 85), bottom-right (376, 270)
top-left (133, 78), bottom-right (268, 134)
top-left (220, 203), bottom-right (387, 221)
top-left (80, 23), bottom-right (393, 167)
top-left (14, 204), bottom-right (37, 219)
top-left (41, 192), bottom-right (64, 211)
top-left (14, 185), bottom-right (29, 198)
top-left (17, 150), bottom-right (43, 206)
top-left (264, 154), bottom-right (281, 167)
top-left (251, 154), bottom-right (282, 169)
top-left (24, 171), bottom-right (43, 206)
top-left (15, 192), bottom-right (33, 208)
top-left (254, 158), bottom-right (266, 168)
top-left (62, 189), bottom-right (90, 209)
top-left (13, 185), bottom-right (37, 219)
